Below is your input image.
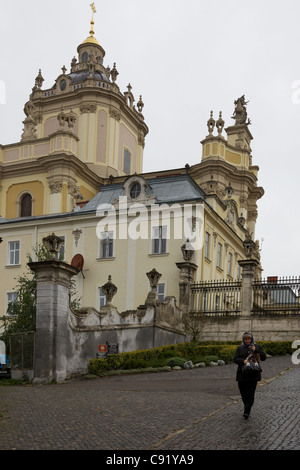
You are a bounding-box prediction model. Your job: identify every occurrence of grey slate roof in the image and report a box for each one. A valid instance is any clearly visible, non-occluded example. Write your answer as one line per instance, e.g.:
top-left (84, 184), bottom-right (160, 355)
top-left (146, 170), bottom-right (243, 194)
top-left (0, 174), bottom-right (206, 225)
top-left (80, 174), bottom-right (206, 213)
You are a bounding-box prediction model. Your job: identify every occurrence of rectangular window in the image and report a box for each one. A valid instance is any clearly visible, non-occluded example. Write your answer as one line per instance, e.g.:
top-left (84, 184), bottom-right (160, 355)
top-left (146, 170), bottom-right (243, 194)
top-left (7, 292), bottom-right (18, 315)
top-left (228, 252), bottom-right (233, 276)
top-left (8, 241), bottom-right (20, 265)
top-left (100, 232), bottom-right (114, 258)
top-left (205, 232), bottom-right (210, 259)
top-left (152, 226), bottom-right (167, 254)
top-left (99, 287), bottom-right (107, 309)
top-left (237, 262), bottom-right (241, 280)
top-left (123, 149), bottom-right (131, 175)
top-left (156, 283), bottom-right (165, 302)
top-left (58, 236), bottom-right (65, 261)
top-left (217, 243), bottom-right (222, 268)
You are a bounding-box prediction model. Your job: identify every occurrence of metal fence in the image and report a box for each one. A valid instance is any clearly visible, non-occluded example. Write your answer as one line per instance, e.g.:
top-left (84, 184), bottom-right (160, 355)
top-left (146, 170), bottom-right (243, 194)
top-left (252, 276), bottom-right (300, 315)
top-left (191, 280), bottom-right (242, 316)
top-left (9, 331), bottom-right (35, 379)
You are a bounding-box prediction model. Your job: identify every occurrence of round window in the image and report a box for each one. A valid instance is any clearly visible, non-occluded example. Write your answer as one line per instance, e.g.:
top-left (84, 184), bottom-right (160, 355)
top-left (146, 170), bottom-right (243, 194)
top-left (130, 183), bottom-right (141, 199)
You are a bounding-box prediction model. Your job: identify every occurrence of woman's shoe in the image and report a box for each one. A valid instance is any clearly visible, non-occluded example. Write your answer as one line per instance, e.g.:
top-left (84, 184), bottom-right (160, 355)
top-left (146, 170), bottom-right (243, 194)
top-left (243, 405), bottom-right (250, 418)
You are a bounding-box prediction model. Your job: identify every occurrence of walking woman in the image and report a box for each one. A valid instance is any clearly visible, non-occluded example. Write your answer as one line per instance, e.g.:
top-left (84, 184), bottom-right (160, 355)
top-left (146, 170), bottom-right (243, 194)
top-left (234, 332), bottom-right (266, 419)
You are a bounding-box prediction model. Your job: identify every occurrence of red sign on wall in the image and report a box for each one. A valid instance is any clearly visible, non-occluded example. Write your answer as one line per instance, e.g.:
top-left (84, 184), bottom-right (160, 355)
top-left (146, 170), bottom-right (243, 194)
top-left (98, 344), bottom-right (107, 353)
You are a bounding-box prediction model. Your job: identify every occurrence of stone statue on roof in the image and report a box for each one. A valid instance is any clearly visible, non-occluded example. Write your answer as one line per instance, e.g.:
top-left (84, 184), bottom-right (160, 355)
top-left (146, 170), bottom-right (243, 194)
top-left (232, 95), bottom-right (251, 126)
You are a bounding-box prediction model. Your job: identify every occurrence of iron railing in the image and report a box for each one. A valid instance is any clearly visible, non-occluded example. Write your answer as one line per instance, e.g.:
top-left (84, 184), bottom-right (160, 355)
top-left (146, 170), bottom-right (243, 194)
top-left (191, 280), bottom-right (242, 316)
top-left (252, 276), bottom-right (300, 315)
top-left (9, 331), bottom-right (35, 376)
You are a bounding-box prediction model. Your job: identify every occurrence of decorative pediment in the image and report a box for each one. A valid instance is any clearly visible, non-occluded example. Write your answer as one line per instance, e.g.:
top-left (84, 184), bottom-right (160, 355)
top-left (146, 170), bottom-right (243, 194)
top-left (113, 175), bottom-right (156, 207)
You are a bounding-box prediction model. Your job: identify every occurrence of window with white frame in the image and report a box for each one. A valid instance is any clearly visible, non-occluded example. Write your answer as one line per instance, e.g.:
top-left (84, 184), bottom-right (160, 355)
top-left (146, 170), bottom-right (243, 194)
top-left (217, 243), bottom-right (222, 268)
top-left (205, 232), bottom-right (211, 259)
top-left (7, 292), bottom-right (18, 315)
top-left (156, 283), bottom-right (165, 302)
top-left (123, 149), bottom-right (131, 175)
top-left (152, 226), bottom-right (167, 254)
top-left (100, 231), bottom-right (114, 258)
top-left (99, 287), bottom-right (107, 309)
top-left (8, 241), bottom-right (20, 265)
top-left (228, 252), bottom-right (233, 276)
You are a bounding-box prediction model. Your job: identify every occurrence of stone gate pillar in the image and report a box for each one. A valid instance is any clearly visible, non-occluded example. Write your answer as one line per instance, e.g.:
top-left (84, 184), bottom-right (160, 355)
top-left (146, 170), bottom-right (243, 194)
top-left (28, 235), bottom-right (79, 384)
top-left (238, 233), bottom-right (259, 318)
top-left (238, 258), bottom-right (259, 316)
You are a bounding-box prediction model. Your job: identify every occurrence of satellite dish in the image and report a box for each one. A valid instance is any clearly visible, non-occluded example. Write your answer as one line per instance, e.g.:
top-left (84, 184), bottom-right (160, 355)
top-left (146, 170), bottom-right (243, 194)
top-left (71, 254), bottom-right (85, 277)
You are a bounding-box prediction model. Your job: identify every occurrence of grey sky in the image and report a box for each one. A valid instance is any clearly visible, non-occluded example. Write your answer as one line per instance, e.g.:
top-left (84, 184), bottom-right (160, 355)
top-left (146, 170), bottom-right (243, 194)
top-left (1, 0), bottom-right (300, 277)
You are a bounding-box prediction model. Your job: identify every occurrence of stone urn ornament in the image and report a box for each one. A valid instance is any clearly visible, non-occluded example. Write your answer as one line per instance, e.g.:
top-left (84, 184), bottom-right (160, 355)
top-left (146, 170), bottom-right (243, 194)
top-left (42, 233), bottom-right (64, 259)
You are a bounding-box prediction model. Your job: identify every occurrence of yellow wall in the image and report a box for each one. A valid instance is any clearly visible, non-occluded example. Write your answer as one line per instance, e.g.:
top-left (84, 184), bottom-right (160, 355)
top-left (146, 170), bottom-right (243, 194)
top-left (5, 181), bottom-right (44, 218)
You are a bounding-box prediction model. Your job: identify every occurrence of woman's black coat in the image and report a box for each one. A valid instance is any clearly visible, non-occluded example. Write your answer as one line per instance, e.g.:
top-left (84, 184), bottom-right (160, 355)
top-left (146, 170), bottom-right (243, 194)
top-left (234, 344), bottom-right (266, 382)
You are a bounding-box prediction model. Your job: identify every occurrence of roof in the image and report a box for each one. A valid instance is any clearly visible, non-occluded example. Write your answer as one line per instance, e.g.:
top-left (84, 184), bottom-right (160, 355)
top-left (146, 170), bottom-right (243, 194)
top-left (0, 174), bottom-right (206, 226)
top-left (79, 174), bottom-right (206, 213)
top-left (147, 175), bottom-right (205, 204)
top-left (269, 286), bottom-right (298, 304)
top-left (68, 69), bottom-right (110, 84)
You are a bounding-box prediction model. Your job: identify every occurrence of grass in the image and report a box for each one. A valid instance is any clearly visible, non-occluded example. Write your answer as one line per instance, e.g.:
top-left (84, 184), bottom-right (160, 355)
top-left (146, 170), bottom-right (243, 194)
top-left (0, 378), bottom-right (24, 386)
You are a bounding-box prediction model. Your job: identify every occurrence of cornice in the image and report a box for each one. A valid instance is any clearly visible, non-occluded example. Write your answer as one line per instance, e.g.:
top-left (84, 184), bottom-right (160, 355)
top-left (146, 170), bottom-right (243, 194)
top-left (31, 86), bottom-right (149, 136)
top-left (190, 158), bottom-right (258, 185)
top-left (190, 159), bottom-right (264, 202)
top-left (200, 134), bottom-right (252, 156)
top-left (0, 153), bottom-right (101, 189)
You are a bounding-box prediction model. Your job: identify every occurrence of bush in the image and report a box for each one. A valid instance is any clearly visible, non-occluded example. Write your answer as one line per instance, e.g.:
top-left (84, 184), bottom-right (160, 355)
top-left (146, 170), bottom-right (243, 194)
top-left (166, 357), bottom-right (186, 368)
top-left (218, 346), bottom-right (237, 364)
top-left (87, 340), bottom-right (294, 375)
top-left (259, 341), bottom-right (293, 356)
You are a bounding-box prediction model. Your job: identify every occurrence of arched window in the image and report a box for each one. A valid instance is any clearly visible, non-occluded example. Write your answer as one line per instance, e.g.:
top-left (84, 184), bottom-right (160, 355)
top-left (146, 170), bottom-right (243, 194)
top-left (82, 52), bottom-right (88, 62)
top-left (20, 193), bottom-right (32, 217)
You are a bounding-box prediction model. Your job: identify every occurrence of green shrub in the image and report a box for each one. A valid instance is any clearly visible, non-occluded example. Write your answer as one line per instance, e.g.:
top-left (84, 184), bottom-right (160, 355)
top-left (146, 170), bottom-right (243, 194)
top-left (218, 346), bottom-right (237, 364)
top-left (165, 357), bottom-right (186, 368)
top-left (259, 341), bottom-right (293, 356)
top-left (87, 340), bottom-right (294, 375)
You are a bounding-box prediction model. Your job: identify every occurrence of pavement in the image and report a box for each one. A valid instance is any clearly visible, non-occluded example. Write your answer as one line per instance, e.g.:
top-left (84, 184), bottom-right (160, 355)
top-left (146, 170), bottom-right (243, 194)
top-left (0, 355), bottom-right (299, 452)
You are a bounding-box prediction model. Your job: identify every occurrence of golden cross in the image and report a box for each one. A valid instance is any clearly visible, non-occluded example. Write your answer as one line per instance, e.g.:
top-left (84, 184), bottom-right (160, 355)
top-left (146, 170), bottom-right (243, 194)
top-left (90, 3), bottom-right (96, 15)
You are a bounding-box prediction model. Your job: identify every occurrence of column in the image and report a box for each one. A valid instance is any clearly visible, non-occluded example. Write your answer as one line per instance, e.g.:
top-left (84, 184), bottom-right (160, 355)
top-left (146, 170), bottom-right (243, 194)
top-left (28, 235), bottom-right (79, 384)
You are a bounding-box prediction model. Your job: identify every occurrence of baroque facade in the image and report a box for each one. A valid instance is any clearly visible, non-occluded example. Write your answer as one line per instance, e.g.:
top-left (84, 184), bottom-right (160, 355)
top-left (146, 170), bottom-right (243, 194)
top-left (0, 12), bottom-right (264, 322)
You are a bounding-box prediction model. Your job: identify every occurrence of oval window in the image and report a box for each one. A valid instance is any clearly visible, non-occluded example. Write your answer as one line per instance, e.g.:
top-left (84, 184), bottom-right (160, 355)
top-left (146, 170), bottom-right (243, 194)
top-left (60, 79), bottom-right (67, 91)
top-left (130, 183), bottom-right (141, 199)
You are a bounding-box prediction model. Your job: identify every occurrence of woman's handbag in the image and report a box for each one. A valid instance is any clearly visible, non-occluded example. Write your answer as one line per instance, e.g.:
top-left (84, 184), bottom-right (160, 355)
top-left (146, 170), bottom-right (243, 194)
top-left (242, 352), bottom-right (262, 377)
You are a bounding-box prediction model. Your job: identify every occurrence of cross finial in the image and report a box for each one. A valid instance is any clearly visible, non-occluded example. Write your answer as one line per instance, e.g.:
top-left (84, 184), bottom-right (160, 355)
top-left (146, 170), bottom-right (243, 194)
top-left (90, 3), bottom-right (96, 16)
top-left (89, 3), bottom-right (97, 37)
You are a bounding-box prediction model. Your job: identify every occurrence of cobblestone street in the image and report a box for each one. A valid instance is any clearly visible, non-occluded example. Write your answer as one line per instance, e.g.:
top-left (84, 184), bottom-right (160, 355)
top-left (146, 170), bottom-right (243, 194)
top-left (0, 356), bottom-right (298, 451)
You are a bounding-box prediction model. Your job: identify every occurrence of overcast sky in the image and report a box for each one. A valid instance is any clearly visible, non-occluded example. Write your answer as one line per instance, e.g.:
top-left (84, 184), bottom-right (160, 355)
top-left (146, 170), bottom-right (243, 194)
top-left (1, 0), bottom-right (300, 278)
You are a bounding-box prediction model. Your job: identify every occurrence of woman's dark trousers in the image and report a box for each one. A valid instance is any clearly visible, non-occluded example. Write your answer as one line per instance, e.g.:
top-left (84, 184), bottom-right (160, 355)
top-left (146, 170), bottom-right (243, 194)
top-left (238, 381), bottom-right (257, 414)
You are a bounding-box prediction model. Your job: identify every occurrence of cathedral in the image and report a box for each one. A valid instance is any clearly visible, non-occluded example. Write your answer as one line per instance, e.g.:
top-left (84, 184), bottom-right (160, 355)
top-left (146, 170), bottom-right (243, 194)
top-left (0, 8), bottom-right (264, 318)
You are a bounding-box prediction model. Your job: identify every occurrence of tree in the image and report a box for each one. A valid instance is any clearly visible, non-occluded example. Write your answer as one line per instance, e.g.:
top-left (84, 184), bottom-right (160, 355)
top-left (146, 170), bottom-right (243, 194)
top-left (182, 311), bottom-right (203, 342)
top-left (0, 244), bottom-right (81, 349)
